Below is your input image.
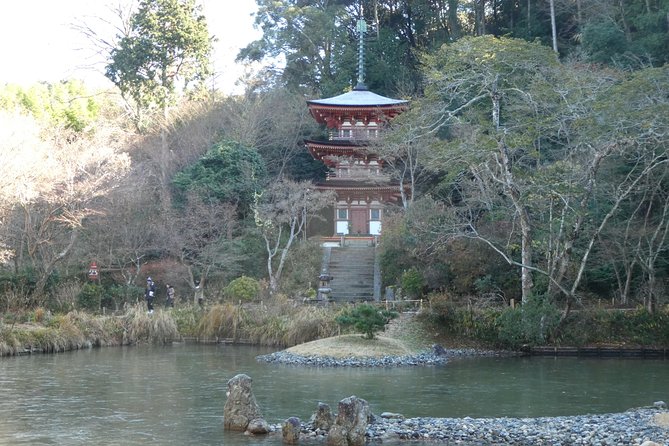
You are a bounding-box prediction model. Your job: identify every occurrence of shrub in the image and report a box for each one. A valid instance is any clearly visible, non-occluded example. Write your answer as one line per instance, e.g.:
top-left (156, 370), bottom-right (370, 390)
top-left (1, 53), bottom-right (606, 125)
top-left (336, 304), bottom-right (398, 340)
top-left (224, 276), bottom-right (260, 302)
top-left (77, 284), bottom-right (103, 312)
top-left (496, 296), bottom-right (561, 348)
top-left (279, 240), bottom-right (323, 296)
top-left (104, 285), bottom-right (143, 311)
top-left (171, 305), bottom-right (202, 337)
top-left (401, 268), bottom-right (424, 299)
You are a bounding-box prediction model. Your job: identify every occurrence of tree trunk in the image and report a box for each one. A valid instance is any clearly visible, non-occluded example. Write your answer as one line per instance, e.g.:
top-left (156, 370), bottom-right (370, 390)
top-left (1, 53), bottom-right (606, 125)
top-left (33, 229), bottom-right (78, 298)
top-left (476, 0), bottom-right (486, 36)
top-left (448, 0), bottom-right (461, 39)
top-left (495, 142), bottom-right (534, 304)
top-left (549, 0), bottom-right (558, 52)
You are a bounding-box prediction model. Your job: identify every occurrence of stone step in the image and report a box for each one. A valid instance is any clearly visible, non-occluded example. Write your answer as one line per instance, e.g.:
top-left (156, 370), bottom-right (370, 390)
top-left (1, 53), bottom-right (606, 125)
top-left (325, 245), bottom-right (376, 302)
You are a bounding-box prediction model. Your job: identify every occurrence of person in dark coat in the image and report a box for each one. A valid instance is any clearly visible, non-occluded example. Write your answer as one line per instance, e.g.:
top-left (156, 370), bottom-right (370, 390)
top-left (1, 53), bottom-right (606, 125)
top-left (166, 284), bottom-right (175, 308)
top-left (145, 277), bottom-right (156, 314)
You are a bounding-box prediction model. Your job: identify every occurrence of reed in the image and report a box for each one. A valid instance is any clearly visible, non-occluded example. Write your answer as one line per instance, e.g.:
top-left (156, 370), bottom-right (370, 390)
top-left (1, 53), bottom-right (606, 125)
top-left (196, 302), bottom-right (247, 340)
top-left (281, 305), bottom-right (340, 346)
top-left (195, 299), bottom-right (340, 347)
top-left (0, 327), bottom-right (22, 356)
top-left (124, 305), bottom-right (179, 345)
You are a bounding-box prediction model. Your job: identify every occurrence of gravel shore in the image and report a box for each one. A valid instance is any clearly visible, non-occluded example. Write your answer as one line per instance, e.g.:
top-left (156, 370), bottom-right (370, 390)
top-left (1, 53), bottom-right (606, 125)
top-left (359, 405), bottom-right (669, 445)
top-left (257, 350), bottom-right (669, 445)
top-left (256, 347), bottom-right (507, 367)
top-left (270, 404), bottom-right (668, 445)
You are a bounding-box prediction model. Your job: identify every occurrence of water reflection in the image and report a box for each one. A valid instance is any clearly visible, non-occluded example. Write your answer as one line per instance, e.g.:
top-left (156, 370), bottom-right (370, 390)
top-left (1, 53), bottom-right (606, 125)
top-left (0, 344), bottom-right (667, 445)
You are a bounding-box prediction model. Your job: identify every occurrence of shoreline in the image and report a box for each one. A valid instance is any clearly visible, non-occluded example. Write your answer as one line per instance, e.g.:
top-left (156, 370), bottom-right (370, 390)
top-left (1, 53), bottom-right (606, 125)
top-left (256, 347), bottom-right (516, 367)
top-left (256, 349), bottom-right (669, 444)
top-left (267, 404), bottom-right (668, 445)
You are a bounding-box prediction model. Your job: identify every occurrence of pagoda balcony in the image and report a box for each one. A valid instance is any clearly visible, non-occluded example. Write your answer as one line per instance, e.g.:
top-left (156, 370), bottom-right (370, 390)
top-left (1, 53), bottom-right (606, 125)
top-left (329, 130), bottom-right (382, 141)
top-left (325, 170), bottom-right (391, 182)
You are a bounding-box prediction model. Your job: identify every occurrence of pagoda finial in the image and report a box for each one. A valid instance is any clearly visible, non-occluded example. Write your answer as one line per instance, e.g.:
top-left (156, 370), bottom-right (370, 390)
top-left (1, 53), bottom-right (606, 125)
top-left (354, 5), bottom-right (367, 91)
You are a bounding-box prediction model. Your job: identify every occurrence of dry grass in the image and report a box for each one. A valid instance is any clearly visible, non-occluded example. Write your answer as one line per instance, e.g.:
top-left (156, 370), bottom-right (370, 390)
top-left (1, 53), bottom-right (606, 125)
top-left (653, 412), bottom-right (669, 428)
top-left (286, 334), bottom-right (416, 358)
top-left (124, 305), bottom-right (179, 344)
top-left (195, 300), bottom-right (341, 346)
top-left (197, 302), bottom-right (245, 340)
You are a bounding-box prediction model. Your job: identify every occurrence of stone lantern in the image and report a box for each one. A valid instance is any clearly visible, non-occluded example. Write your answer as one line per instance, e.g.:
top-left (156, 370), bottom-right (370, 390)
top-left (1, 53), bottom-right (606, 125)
top-left (317, 271), bottom-right (333, 301)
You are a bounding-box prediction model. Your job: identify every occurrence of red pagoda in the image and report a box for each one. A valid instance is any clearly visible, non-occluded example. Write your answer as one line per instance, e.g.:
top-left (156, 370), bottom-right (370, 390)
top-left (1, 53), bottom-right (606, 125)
top-left (305, 18), bottom-right (409, 241)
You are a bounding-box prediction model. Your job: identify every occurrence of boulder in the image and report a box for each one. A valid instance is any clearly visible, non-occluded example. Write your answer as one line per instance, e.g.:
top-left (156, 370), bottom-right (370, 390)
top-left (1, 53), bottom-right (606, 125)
top-left (223, 374), bottom-right (269, 434)
top-left (431, 344), bottom-right (448, 356)
top-left (282, 417), bottom-right (301, 444)
top-left (310, 402), bottom-right (335, 431)
top-left (247, 418), bottom-right (271, 435)
top-left (326, 396), bottom-right (370, 446)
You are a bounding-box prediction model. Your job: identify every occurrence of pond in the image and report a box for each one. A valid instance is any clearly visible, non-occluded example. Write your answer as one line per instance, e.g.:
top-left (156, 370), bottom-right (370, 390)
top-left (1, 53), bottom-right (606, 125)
top-left (0, 344), bottom-right (667, 445)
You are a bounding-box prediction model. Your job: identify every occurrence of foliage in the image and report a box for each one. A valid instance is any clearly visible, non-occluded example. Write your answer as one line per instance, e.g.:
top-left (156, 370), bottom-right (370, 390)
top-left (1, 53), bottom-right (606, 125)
top-left (581, 9), bottom-right (669, 68)
top-left (238, 0), bottom-right (354, 94)
top-left (170, 305), bottom-right (201, 336)
top-left (401, 268), bottom-right (424, 299)
top-left (379, 197), bottom-right (519, 299)
top-left (106, 0), bottom-right (213, 125)
top-left (172, 139), bottom-right (267, 215)
top-left (224, 276), bottom-right (261, 302)
top-left (336, 303), bottom-right (398, 340)
top-left (424, 295), bottom-right (669, 348)
top-left (77, 284), bottom-right (104, 312)
top-left (0, 81), bottom-right (103, 131)
top-left (495, 297), bottom-right (562, 348)
top-left (558, 307), bottom-right (669, 347)
top-left (104, 285), bottom-right (144, 312)
top-left (278, 239), bottom-right (323, 297)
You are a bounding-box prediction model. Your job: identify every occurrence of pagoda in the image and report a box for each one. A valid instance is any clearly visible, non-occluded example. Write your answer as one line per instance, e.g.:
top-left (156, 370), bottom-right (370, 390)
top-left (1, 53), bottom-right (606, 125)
top-left (305, 17), bottom-right (408, 240)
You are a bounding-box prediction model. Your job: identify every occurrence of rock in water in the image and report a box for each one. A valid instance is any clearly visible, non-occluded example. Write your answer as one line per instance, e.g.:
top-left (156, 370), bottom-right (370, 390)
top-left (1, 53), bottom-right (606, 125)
top-left (282, 417), bottom-right (301, 444)
top-left (247, 418), bottom-right (270, 434)
top-left (327, 396), bottom-right (370, 446)
top-left (223, 374), bottom-right (269, 434)
top-left (431, 344), bottom-right (447, 356)
top-left (311, 402), bottom-right (335, 431)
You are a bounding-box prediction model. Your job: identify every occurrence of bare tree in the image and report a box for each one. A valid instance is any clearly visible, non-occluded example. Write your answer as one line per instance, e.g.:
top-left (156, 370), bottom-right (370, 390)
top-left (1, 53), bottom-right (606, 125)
top-left (373, 114), bottom-right (438, 209)
top-left (166, 193), bottom-right (242, 304)
top-left (0, 112), bottom-right (131, 299)
top-left (253, 180), bottom-right (335, 294)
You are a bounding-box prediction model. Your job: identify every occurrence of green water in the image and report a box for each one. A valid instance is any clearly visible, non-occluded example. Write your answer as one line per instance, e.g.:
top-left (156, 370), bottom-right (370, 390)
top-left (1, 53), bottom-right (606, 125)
top-left (0, 344), bottom-right (667, 445)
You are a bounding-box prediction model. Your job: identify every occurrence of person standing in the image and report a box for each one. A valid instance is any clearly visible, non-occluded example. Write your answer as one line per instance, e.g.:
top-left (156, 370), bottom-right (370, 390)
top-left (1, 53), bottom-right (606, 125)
top-left (166, 284), bottom-right (175, 308)
top-left (145, 277), bottom-right (156, 314)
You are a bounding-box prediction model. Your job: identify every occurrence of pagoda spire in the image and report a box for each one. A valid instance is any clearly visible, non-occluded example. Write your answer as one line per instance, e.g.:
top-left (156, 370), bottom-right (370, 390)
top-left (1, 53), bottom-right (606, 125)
top-left (354, 5), bottom-right (368, 91)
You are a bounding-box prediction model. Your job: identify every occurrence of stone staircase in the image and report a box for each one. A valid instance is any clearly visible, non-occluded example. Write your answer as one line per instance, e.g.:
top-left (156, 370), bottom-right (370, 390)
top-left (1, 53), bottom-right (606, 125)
top-left (325, 246), bottom-right (378, 302)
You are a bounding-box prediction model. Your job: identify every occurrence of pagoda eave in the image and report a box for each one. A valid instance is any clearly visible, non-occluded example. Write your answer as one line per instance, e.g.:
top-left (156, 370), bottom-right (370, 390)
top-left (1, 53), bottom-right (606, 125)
top-left (307, 104), bottom-right (407, 128)
top-left (313, 182), bottom-right (408, 202)
top-left (305, 140), bottom-right (376, 164)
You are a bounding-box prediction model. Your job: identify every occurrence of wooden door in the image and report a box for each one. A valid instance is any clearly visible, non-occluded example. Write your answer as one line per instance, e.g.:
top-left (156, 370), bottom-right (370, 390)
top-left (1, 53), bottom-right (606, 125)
top-left (350, 208), bottom-right (368, 235)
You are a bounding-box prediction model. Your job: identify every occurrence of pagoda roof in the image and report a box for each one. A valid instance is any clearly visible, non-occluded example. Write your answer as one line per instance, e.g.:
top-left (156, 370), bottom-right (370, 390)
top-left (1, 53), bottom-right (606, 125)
top-left (305, 139), bottom-right (362, 148)
top-left (315, 180), bottom-right (400, 189)
top-left (307, 87), bottom-right (408, 108)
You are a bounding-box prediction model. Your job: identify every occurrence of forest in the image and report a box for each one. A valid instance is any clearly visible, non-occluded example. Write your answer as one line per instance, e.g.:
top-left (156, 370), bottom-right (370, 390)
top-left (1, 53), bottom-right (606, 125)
top-left (0, 0), bottom-right (668, 331)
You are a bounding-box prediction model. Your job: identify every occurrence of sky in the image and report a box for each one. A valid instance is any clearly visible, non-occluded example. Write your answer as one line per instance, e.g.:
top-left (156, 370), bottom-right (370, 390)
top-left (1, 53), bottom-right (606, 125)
top-left (0, 0), bottom-right (262, 94)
